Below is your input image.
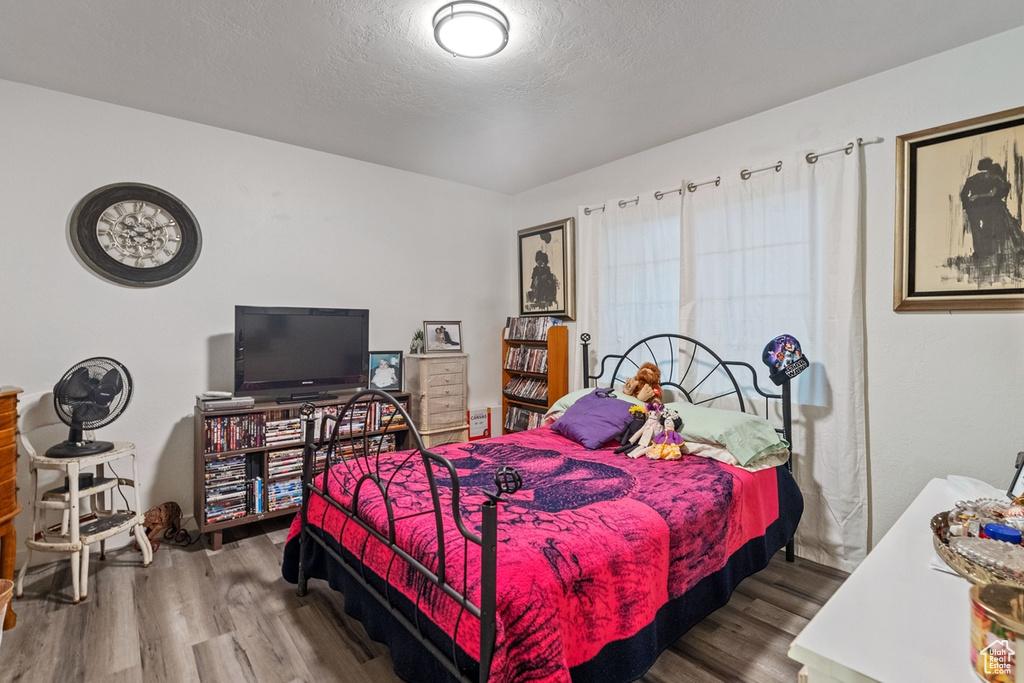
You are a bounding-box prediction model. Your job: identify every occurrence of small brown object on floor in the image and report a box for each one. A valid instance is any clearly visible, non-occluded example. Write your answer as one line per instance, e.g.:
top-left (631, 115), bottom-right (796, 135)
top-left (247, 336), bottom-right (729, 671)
top-left (143, 502), bottom-right (182, 552)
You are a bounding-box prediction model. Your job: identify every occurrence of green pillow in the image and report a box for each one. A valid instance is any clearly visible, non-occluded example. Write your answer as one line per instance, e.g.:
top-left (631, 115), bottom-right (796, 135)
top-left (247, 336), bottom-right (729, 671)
top-left (546, 387), bottom-right (644, 418)
top-left (664, 401), bottom-right (790, 466)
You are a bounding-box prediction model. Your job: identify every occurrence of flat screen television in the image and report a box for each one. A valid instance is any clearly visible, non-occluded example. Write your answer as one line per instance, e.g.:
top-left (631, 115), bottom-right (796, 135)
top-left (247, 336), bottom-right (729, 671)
top-left (234, 305), bottom-right (369, 402)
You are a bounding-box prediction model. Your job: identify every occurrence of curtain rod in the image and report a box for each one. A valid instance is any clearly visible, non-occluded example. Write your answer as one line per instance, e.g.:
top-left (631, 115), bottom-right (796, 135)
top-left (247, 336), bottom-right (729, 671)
top-left (635, 136), bottom-right (884, 202)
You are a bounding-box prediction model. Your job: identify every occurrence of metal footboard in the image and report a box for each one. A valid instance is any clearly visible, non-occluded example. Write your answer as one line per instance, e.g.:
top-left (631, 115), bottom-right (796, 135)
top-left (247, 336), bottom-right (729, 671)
top-left (294, 389), bottom-right (519, 683)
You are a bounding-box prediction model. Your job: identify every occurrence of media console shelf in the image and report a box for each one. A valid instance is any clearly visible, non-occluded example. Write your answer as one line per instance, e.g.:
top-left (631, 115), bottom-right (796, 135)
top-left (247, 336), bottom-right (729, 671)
top-left (193, 392), bottom-right (411, 550)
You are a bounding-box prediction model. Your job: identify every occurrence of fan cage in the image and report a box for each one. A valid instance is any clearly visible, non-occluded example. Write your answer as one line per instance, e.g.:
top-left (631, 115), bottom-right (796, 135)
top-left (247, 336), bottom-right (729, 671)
top-left (53, 357), bottom-right (133, 430)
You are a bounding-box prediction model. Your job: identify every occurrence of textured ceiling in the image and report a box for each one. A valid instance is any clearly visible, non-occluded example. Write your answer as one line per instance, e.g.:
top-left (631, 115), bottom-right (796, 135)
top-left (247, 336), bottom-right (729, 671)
top-left (2, 1), bottom-right (1024, 194)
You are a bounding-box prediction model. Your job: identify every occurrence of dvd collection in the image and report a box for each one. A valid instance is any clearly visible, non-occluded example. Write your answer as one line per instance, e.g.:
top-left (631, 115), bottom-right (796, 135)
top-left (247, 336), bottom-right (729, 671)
top-left (503, 316), bottom-right (562, 341)
top-left (201, 396), bottom-right (409, 523)
top-left (203, 414), bottom-right (266, 454)
top-left (204, 454), bottom-right (249, 523)
top-left (504, 346), bottom-right (549, 374)
top-left (503, 376), bottom-right (548, 404)
top-left (503, 405), bottom-right (545, 432)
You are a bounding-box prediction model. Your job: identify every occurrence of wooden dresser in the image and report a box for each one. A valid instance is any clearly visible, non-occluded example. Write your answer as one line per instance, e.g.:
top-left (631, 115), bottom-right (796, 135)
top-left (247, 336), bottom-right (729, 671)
top-left (0, 386), bottom-right (22, 630)
top-left (405, 353), bottom-right (469, 447)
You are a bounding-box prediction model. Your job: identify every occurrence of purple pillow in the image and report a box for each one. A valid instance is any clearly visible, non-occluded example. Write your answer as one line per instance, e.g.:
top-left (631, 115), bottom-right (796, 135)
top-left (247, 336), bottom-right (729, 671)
top-left (551, 389), bottom-right (634, 450)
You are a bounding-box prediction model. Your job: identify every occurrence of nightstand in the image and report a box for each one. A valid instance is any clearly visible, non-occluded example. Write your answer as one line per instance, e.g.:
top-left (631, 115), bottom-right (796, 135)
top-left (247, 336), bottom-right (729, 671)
top-left (405, 352), bottom-right (469, 447)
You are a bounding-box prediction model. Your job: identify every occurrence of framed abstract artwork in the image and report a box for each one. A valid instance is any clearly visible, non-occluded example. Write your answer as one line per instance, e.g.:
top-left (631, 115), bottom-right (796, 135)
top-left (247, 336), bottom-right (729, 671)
top-left (894, 106), bottom-right (1024, 311)
top-left (517, 218), bottom-right (576, 319)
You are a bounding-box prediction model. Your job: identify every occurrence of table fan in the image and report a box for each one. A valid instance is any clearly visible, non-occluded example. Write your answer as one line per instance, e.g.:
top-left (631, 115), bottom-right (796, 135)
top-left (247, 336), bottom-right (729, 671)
top-left (46, 357), bottom-right (133, 457)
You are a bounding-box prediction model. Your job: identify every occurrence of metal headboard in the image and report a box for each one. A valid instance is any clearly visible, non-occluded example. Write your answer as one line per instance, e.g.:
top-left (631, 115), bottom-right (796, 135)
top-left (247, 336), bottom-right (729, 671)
top-left (581, 332), bottom-right (795, 562)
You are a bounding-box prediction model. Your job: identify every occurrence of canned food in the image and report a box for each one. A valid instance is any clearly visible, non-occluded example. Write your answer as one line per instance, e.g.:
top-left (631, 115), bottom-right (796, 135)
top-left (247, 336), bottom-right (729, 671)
top-left (971, 583), bottom-right (1024, 682)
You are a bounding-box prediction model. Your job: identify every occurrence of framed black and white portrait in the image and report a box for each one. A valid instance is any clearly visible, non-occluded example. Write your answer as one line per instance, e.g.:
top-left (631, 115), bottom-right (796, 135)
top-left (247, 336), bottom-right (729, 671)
top-left (369, 351), bottom-right (403, 391)
top-left (518, 218), bottom-right (575, 319)
top-left (895, 106), bottom-right (1024, 311)
top-left (424, 321), bottom-right (462, 353)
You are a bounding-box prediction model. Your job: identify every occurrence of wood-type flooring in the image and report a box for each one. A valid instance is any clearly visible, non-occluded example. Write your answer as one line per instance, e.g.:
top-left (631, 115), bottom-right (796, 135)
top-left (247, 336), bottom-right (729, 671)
top-left (0, 517), bottom-right (847, 683)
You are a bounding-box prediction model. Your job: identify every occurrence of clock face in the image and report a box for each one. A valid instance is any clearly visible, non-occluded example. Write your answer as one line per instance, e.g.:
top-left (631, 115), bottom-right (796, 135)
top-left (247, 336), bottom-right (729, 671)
top-left (71, 183), bottom-right (201, 287)
top-left (96, 200), bottom-right (183, 268)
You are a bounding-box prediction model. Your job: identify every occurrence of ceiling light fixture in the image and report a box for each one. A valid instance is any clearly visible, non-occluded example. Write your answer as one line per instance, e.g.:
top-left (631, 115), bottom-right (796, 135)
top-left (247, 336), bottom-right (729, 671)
top-left (433, 1), bottom-right (509, 58)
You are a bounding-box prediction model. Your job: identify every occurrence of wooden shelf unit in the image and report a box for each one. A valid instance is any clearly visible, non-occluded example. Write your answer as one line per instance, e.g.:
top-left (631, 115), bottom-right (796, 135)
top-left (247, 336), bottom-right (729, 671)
top-left (501, 325), bottom-right (568, 434)
top-left (193, 392), bottom-right (410, 549)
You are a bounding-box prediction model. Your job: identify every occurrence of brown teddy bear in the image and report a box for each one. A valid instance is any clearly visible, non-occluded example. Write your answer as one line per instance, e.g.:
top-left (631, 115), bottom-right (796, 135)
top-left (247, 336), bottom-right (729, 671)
top-left (622, 362), bottom-right (663, 404)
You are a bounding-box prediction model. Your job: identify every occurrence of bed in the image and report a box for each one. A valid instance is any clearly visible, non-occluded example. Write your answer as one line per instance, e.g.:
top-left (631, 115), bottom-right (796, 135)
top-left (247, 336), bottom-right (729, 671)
top-left (281, 333), bottom-right (803, 683)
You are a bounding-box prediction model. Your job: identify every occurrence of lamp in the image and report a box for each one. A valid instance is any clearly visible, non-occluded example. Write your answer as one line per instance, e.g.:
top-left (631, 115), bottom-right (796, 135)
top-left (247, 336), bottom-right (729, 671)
top-left (433, 2), bottom-right (509, 58)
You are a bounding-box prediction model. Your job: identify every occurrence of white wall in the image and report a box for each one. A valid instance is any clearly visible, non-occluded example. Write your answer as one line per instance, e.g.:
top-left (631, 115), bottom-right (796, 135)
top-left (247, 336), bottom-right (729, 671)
top-left (510, 27), bottom-right (1024, 548)
top-left (0, 79), bottom-right (513, 553)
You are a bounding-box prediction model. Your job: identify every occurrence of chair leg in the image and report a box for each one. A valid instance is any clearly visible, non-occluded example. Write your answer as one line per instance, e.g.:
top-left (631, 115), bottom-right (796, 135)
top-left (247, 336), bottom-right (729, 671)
top-left (80, 544), bottom-right (90, 601)
top-left (15, 549), bottom-right (32, 598)
top-left (70, 549), bottom-right (81, 604)
top-left (100, 539), bottom-right (106, 562)
top-left (135, 523), bottom-right (153, 567)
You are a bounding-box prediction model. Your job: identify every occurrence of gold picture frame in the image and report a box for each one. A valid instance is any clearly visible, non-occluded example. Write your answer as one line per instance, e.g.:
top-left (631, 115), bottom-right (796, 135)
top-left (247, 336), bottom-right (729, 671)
top-left (517, 217), bottom-right (576, 319)
top-left (894, 105), bottom-right (1024, 311)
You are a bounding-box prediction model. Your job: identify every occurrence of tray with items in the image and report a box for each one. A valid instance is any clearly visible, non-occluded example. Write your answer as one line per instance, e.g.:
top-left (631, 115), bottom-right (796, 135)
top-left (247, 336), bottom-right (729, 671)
top-left (932, 497), bottom-right (1024, 588)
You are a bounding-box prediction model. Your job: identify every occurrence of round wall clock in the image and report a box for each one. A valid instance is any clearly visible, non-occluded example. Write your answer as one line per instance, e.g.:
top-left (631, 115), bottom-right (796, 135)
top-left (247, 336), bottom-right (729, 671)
top-left (70, 183), bottom-right (202, 287)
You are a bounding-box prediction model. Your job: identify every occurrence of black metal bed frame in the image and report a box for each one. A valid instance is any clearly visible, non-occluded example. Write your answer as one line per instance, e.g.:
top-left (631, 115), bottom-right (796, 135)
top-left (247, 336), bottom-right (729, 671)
top-left (581, 332), bottom-right (796, 562)
top-left (295, 389), bottom-right (518, 683)
top-left (294, 334), bottom-right (799, 683)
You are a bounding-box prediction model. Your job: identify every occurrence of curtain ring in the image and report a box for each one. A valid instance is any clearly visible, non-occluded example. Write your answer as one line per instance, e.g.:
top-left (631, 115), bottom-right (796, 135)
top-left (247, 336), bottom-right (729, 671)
top-left (774, 160), bottom-right (783, 172)
top-left (686, 182), bottom-right (697, 192)
top-left (654, 190), bottom-right (665, 200)
top-left (805, 152), bottom-right (819, 164)
top-left (617, 196), bottom-right (639, 209)
top-left (844, 141), bottom-right (855, 155)
top-left (740, 169), bottom-right (752, 180)
top-left (584, 204), bottom-right (605, 215)
top-left (714, 176), bottom-right (721, 186)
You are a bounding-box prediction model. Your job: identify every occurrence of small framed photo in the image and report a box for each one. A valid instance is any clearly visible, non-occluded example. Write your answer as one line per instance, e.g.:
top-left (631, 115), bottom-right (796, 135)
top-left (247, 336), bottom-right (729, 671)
top-left (518, 217), bottom-right (575, 319)
top-left (424, 321), bottom-right (462, 353)
top-left (369, 351), bottom-right (403, 392)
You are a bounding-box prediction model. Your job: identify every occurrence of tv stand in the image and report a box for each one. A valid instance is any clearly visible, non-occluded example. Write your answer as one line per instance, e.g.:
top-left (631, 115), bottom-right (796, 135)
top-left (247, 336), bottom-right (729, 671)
top-left (194, 392), bottom-right (411, 550)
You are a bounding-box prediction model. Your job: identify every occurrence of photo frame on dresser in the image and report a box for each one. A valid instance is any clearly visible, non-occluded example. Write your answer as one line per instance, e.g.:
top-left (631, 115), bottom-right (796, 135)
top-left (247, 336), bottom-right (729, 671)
top-left (518, 217), bottom-right (576, 319)
top-left (368, 351), bottom-right (403, 392)
top-left (423, 321), bottom-right (462, 353)
top-left (894, 105), bottom-right (1024, 311)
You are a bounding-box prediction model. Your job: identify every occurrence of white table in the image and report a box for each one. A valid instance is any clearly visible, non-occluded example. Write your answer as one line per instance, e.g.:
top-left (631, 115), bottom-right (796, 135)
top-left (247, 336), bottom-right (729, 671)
top-left (788, 477), bottom-right (977, 682)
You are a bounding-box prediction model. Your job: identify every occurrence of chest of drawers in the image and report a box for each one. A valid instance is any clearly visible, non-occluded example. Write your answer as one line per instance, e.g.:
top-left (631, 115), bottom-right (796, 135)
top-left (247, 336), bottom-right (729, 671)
top-left (1, 386), bottom-right (22, 629)
top-left (405, 353), bottom-right (468, 447)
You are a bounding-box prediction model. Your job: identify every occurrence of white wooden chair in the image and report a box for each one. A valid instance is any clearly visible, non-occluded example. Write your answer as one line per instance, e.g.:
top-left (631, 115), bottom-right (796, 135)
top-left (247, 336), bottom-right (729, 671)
top-left (14, 391), bottom-right (151, 603)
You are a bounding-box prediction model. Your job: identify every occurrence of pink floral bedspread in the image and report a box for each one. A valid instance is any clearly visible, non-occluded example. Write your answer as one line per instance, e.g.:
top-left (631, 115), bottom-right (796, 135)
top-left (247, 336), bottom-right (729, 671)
top-left (283, 426), bottom-right (796, 682)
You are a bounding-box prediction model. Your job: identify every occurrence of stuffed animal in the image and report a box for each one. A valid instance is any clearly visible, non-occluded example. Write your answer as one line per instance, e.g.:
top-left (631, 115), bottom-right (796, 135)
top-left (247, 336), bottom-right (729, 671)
top-left (613, 405), bottom-right (648, 454)
top-left (647, 409), bottom-right (684, 460)
top-left (622, 362), bottom-right (663, 404)
top-left (143, 501), bottom-right (182, 551)
top-left (619, 403), bottom-right (664, 458)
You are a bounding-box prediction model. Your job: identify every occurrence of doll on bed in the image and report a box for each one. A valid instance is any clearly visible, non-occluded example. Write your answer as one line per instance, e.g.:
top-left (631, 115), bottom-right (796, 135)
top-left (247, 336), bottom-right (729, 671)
top-left (647, 408), bottom-right (684, 460)
top-left (616, 403), bottom-right (664, 458)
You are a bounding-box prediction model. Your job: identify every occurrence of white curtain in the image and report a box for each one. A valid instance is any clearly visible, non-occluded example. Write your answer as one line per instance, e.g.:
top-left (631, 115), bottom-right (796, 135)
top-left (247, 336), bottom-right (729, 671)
top-left (577, 192), bottom-right (681, 388)
top-left (680, 149), bottom-right (867, 571)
